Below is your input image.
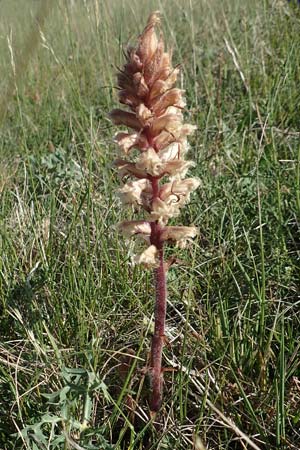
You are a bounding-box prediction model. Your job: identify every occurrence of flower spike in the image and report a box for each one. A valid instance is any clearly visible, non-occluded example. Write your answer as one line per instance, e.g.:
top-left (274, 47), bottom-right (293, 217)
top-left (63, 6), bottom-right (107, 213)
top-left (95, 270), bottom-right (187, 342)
top-left (110, 11), bottom-right (199, 414)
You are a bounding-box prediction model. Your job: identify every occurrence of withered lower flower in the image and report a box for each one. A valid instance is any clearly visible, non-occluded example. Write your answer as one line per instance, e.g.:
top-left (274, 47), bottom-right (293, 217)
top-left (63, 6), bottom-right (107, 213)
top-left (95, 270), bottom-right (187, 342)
top-left (161, 225), bottom-right (199, 248)
top-left (110, 11), bottom-right (199, 415)
top-left (118, 220), bottom-right (151, 239)
top-left (133, 244), bottom-right (159, 268)
top-left (117, 178), bottom-right (152, 207)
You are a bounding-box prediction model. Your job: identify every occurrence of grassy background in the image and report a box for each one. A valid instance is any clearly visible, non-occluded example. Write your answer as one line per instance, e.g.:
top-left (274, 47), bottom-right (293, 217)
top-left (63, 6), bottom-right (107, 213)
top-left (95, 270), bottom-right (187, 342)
top-left (0, 0), bottom-right (299, 448)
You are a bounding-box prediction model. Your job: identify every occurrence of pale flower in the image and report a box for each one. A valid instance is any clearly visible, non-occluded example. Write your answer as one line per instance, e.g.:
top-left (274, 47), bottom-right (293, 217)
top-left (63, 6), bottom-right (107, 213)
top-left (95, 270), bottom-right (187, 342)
top-left (158, 142), bottom-right (180, 162)
top-left (135, 148), bottom-right (164, 176)
top-left (114, 132), bottom-right (148, 153)
top-left (150, 197), bottom-right (181, 224)
top-left (133, 245), bottom-right (159, 268)
top-left (118, 220), bottom-right (151, 239)
top-left (153, 123), bottom-right (196, 151)
top-left (136, 104), bottom-right (153, 125)
top-left (151, 88), bottom-right (186, 116)
top-left (153, 130), bottom-right (177, 151)
top-left (123, 148), bottom-right (194, 180)
top-left (151, 114), bottom-right (182, 135)
top-left (118, 179), bottom-right (151, 206)
top-left (159, 178), bottom-right (200, 206)
top-left (161, 225), bottom-right (199, 248)
top-left (164, 105), bottom-right (183, 116)
top-left (163, 160), bottom-right (195, 179)
top-left (147, 66), bottom-right (180, 100)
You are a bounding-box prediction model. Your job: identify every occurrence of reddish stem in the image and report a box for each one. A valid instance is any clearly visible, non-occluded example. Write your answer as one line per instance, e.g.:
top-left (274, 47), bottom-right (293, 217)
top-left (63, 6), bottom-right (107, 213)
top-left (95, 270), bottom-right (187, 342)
top-left (150, 242), bottom-right (167, 413)
top-left (149, 177), bottom-right (167, 413)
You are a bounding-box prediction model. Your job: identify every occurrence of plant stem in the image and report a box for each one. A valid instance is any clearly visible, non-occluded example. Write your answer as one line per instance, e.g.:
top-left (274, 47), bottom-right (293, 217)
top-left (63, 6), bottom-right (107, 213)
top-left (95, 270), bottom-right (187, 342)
top-left (150, 242), bottom-right (167, 413)
top-left (148, 166), bottom-right (167, 413)
top-left (148, 176), bottom-right (167, 413)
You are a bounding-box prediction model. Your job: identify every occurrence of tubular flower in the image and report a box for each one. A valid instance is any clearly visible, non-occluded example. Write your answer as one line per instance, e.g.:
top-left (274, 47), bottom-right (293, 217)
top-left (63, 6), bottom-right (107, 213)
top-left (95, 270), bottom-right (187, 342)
top-left (110, 11), bottom-right (199, 414)
top-left (133, 244), bottom-right (159, 268)
top-left (161, 226), bottom-right (199, 248)
top-left (118, 220), bottom-right (151, 240)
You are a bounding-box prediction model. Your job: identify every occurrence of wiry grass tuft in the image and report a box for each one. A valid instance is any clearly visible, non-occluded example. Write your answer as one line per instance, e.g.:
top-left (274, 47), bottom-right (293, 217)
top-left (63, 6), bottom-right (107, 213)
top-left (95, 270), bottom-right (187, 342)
top-left (0, 1), bottom-right (299, 449)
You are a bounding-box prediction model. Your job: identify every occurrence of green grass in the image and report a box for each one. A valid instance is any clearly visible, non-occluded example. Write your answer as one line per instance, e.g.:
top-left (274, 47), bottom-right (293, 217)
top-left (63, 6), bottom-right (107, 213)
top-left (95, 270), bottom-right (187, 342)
top-left (0, 0), bottom-right (299, 448)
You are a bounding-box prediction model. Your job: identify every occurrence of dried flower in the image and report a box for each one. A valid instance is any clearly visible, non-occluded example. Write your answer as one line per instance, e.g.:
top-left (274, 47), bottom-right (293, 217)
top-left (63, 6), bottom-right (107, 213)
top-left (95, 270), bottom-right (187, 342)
top-left (161, 225), bottom-right (199, 248)
top-left (118, 220), bottom-right (151, 240)
top-left (133, 244), bottom-right (159, 268)
top-left (110, 11), bottom-right (199, 415)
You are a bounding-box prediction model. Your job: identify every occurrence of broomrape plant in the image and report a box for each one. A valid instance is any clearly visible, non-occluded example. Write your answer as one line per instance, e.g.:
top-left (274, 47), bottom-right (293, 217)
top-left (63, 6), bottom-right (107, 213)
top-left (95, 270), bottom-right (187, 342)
top-left (110, 11), bottom-right (199, 415)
